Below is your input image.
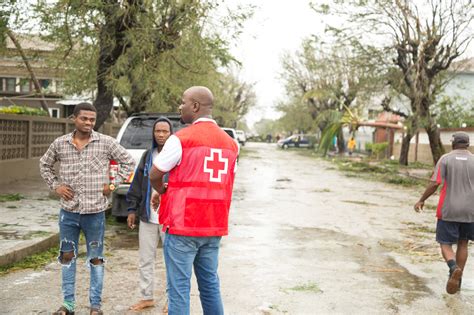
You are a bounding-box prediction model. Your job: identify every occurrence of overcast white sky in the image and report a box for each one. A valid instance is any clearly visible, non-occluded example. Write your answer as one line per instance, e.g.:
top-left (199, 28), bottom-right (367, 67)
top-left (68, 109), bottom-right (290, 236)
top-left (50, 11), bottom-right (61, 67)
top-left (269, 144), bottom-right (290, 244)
top-left (227, 0), bottom-right (326, 128)
top-left (226, 0), bottom-right (473, 129)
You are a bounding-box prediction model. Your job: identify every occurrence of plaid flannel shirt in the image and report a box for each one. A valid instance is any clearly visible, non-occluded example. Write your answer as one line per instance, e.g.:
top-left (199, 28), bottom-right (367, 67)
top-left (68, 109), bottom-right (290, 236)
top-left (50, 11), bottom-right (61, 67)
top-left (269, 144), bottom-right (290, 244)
top-left (39, 130), bottom-right (135, 214)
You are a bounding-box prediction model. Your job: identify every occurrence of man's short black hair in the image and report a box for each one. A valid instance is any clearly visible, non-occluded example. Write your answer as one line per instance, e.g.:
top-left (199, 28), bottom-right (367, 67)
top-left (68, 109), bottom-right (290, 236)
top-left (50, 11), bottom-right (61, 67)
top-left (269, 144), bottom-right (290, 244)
top-left (73, 103), bottom-right (97, 116)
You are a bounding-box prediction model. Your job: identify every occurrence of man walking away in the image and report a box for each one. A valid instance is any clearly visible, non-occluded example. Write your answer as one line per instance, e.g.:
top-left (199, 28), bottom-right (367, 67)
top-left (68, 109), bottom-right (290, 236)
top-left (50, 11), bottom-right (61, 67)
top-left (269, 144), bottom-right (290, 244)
top-left (149, 86), bottom-right (238, 315)
top-left (414, 132), bottom-right (474, 294)
top-left (40, 103), bottom-right (135, 315)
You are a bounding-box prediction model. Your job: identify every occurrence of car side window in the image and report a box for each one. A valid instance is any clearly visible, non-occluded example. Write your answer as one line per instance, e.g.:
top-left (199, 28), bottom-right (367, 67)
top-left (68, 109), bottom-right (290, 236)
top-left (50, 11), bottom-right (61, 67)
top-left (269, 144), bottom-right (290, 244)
top-left (120, 119), bottom-right (155, 149)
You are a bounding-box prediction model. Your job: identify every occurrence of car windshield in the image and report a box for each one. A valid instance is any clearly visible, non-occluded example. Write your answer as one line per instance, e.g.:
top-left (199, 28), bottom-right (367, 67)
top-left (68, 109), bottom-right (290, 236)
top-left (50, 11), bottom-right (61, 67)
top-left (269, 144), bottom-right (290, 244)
top-left (120, 117), bottom-right (185, 149)
top-left (223, 129), bottom-right (235, 139)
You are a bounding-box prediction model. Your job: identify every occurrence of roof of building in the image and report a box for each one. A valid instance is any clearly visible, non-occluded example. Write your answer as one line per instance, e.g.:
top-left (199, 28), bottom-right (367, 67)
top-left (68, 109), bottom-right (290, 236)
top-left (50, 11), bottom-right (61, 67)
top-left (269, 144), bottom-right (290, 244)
top-left (451, 57), bottom-right (474, 74)
top-left (5, 34), bottom-right (57, 52)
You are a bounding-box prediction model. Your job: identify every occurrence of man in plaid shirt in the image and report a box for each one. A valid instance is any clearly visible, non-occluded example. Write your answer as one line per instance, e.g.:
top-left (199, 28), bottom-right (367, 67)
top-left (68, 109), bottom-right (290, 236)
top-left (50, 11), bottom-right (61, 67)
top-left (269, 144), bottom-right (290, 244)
top-left (40, 103), bottom-right (135, 315)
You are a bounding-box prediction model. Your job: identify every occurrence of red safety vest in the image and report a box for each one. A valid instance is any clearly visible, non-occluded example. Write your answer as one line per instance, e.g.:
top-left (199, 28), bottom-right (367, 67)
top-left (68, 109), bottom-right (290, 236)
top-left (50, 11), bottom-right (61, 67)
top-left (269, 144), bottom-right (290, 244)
top-left (159, 121), bottom-right (238, 236)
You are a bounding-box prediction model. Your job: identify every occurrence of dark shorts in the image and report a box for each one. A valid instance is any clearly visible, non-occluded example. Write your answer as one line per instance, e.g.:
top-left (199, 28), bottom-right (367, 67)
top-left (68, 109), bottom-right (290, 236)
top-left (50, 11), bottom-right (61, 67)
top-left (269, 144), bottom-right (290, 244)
top-left (436, 219), bottom-right (474, 244)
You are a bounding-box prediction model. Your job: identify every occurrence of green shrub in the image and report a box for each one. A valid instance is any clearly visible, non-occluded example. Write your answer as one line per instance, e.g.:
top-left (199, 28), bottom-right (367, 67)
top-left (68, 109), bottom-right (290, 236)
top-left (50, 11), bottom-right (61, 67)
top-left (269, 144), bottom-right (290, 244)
top-left (0, 105), bottom-right (48, 116)
top-left (369, 142), bottom-right (388, 159)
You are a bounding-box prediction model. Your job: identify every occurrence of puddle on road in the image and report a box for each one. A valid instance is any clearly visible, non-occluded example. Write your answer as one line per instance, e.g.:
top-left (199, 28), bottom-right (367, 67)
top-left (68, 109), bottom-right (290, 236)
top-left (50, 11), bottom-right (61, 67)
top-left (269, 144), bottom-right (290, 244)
top-left (232, 186), bottom-right (246, 201)
top-left (285, 226), bottom-right (432, 311)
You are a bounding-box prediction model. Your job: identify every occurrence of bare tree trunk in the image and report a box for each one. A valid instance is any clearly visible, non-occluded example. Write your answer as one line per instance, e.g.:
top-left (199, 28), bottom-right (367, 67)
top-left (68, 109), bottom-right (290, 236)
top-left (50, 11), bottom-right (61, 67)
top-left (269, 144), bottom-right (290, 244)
top-left (337, 130), bottom-right (345, 155)
top-left (93, 1), bottom-right (132, 130)
top-left (399, 132), bottom-right (413, 166)
top-left (6, 30), bottom-right (50, 116)
top-left (93, 27), bottom-right (115, 130)
top-left (425, 123), bottom-right (445, 164)
top-left (399, 116), bottom-right (417, 166)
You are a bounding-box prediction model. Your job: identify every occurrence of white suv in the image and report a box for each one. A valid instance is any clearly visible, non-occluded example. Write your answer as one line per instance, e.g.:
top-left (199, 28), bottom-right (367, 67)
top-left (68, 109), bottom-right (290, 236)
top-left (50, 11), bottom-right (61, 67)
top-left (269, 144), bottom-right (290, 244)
top-left (235, 130), bottom-right (246, 146)
top-left (221, 127), bottom-right (240, 154)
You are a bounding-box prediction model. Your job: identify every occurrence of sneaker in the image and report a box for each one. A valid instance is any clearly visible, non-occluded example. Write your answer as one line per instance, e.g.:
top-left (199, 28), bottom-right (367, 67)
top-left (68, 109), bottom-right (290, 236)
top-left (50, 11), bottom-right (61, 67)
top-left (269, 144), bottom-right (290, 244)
top-left (446, 266), bottom-right (463, 294)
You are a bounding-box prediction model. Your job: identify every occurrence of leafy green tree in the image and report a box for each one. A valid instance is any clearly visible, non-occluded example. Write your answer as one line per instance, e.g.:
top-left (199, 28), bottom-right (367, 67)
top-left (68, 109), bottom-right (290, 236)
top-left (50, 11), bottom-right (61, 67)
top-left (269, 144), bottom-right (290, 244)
top-left (35, 0), bottom-right (254, 129)
top-left (254, 118), bottom-right (278, 139)
top-left (213, 71), bottom-right (256, 128)
top-left (434, 96), bottom-right (474, 128)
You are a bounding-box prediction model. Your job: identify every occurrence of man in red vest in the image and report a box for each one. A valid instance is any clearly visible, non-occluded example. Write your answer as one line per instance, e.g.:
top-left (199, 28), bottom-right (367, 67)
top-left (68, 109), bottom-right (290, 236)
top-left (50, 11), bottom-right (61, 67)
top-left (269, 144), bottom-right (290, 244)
top-left (150, 86), bottom-right (238, 315)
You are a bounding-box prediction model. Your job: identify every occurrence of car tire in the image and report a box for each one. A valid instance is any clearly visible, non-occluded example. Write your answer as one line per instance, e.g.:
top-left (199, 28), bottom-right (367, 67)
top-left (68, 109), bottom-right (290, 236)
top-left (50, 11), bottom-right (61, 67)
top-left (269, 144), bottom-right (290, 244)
top-left (283, 144), bottom-right (289, 149)
top-left (111, 194), bottom-right (129, 218)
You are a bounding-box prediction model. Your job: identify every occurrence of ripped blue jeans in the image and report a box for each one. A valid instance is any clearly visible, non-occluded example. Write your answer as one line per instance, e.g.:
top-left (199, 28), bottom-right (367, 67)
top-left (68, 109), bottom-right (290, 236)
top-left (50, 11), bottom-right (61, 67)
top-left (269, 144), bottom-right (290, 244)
top-left (58, 209), bottom-right (105, 309)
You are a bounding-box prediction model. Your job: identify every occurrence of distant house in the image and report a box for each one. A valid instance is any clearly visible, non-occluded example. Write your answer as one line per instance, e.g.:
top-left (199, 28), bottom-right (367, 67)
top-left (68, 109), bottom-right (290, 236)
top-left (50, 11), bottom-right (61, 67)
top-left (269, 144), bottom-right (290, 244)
top-left (441, 57), bottom-right (474, 110)
top-left (0, 35), bottom-right (76, 118)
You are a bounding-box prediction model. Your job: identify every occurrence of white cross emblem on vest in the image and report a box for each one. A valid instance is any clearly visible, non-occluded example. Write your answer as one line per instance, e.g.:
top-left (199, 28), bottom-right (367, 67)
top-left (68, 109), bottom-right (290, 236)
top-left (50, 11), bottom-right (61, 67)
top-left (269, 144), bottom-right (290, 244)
top-left (203, 148), bottom-right (229, 183)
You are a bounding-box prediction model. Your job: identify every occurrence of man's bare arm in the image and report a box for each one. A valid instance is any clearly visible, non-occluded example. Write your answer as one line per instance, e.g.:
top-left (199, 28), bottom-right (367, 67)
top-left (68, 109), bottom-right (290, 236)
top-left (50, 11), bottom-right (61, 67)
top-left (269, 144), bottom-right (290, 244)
top-left (150, 165), bottom-right (167, 194)
top-left (414, 181), bottom-right (440, 212)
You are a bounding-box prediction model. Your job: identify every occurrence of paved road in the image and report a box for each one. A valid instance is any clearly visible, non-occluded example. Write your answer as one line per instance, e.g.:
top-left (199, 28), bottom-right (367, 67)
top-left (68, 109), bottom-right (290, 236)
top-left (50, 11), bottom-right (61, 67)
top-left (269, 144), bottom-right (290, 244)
top-left (1, 142), bottom-right (474, 314)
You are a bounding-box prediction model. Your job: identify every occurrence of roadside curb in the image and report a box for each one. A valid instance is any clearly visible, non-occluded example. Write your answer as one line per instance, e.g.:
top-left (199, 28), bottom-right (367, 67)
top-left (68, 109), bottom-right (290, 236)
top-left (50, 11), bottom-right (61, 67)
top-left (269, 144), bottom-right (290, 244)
top-left (0, 233), bottom-right (59, 267)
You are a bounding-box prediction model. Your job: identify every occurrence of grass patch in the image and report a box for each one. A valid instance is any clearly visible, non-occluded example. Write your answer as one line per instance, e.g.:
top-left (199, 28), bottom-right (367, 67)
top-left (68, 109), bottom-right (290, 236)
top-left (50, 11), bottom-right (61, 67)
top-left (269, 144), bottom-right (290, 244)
top-left (0, 223), bottom-right (24, 228)
top-left (22, 230), bottom-right (52, 240)
top-left (106, 213), bottom-right (126, 226)
top-left (0, 246), bottom-right (58, 275)
top-left (0, 193), bottom-right (24, 202)
top-left (238, 147), bottom-right (260, 159)
top-left (423, 204), bottom-right (437, 211)
top-left (342, 200), bottom-right (378, 206)
top-left (403, 222), bottom-right (435, 234)
top-left (344, 173), bottom-right (360, 178)
top-left (383, 175), bottom-right (423, 187)
top-left (286, 281), bottom-right (322, 293)
top-left (313, 188), bottom-right (331, 193)
top-left (412, 226), bottom-right (436, 234)
top-left (328, 158), bottom-right (428, 188)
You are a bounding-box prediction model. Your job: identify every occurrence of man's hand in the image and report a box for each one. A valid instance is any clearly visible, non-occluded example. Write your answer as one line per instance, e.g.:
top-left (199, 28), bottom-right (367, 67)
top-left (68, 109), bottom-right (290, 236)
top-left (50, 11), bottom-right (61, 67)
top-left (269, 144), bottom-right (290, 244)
top-left (102, 184), bottom-right (112, 196)
top-left (151, 191), bottom-right (160, 211)
top-left (414, 201), bottom-right (424, 212)
top-left (157, 182), bottom-right (168, 195)
top-left (127, 213), bottom-right (136, 229)
top-left (55, 185), bottom-right (74, 201)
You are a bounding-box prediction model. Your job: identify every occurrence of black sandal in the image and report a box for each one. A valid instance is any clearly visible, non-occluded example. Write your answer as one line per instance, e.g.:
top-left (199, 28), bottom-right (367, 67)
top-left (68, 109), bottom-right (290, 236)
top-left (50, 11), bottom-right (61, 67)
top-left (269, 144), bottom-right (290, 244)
top-left (53, 306), bottom-right (75, 315)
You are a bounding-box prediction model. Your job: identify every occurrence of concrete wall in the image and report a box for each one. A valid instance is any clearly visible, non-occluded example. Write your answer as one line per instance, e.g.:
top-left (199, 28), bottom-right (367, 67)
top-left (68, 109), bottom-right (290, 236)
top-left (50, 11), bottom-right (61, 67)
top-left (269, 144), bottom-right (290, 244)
top-left (393, 128), bottom-right (474, 164)
top-left (0, 114), bottom-right (121, 185)
top-left (0, 158), bottom-right (42, 185)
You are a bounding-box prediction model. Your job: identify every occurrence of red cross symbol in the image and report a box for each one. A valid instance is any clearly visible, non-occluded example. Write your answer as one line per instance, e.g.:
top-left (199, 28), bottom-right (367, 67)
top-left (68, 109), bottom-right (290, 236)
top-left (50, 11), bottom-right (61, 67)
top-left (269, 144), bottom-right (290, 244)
top-left (204, 149), bottom-right (228, 182)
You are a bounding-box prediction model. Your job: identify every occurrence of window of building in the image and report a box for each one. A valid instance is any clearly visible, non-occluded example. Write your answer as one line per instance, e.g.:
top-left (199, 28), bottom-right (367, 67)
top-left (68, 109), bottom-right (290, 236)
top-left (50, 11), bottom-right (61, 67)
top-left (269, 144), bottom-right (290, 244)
top-left (49, 108), bottom-right (60, 118)
top-left (6, 78), bottom-right (16, 92)
top-left (20, 79), bottom-right (31, 93)
top-left (39, 79), bottom-right (51, 90)
top-left (0, 78), bottom-right (4, 91)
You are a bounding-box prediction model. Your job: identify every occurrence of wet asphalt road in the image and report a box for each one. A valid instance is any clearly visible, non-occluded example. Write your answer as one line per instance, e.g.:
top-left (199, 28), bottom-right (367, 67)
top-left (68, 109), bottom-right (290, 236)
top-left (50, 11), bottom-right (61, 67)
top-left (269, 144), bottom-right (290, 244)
top-left (2, 142), bottom-right (474, 314)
